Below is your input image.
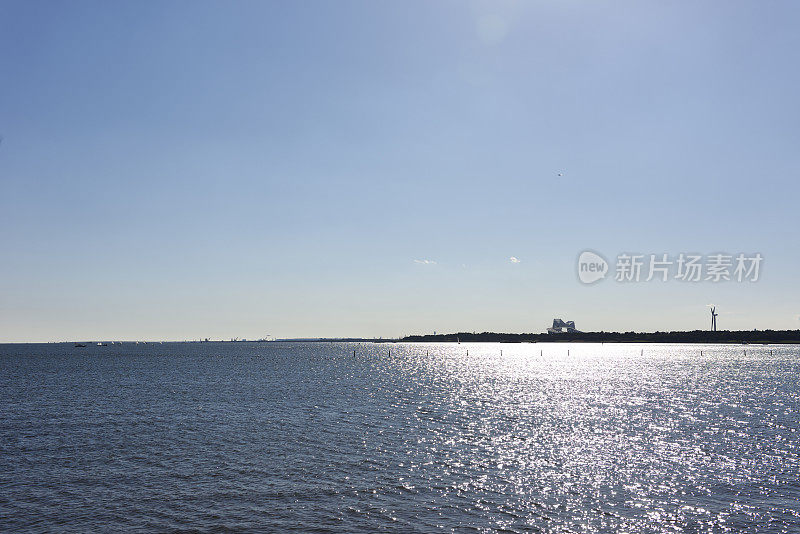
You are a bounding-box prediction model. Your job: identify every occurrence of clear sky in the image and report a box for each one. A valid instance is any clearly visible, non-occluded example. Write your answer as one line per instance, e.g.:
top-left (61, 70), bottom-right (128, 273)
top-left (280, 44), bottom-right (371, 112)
top-left (1, 1), bottom-right (799, 342)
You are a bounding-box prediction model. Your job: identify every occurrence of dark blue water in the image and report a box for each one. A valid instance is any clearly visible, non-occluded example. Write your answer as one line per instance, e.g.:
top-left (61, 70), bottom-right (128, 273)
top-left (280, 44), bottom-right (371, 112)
top-left (1, 342), bottom-right (798, 532)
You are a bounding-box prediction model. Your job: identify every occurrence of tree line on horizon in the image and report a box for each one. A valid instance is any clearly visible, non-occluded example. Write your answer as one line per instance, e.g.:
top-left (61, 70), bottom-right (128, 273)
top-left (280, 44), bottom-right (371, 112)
top-left (400, 330), bottom-right (800, 344)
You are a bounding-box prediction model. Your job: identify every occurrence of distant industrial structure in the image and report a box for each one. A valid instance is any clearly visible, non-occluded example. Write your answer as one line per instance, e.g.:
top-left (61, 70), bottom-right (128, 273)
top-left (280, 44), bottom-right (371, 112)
top-left (547, 318), bottom-right (580, 334)
top-left (710, 306), bottom-right (718, 331)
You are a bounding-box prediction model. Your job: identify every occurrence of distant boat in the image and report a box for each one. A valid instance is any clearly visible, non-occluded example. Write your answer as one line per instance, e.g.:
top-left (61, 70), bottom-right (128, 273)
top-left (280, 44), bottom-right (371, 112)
top-left (97, 342), bottom-right (108, 346)
top-left (74, 343), bottom-right (87, 348)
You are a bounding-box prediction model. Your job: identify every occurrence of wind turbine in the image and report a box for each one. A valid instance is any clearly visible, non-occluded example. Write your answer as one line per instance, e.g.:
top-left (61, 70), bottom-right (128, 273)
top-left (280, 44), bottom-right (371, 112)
top-left (710, 306), bottom-right (718, 331)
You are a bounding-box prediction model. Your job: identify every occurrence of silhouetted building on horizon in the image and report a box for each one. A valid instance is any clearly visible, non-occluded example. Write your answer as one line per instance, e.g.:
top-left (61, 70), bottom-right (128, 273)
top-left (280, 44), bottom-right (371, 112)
top-left (547, 318), bottom-right (579, 334)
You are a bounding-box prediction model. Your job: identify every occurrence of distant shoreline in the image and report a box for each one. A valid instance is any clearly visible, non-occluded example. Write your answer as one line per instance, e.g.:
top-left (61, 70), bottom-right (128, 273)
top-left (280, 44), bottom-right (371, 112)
top-left (4, 330), bottom-right (800, 345)
top-left (400, 330), bottom-right (800, 344)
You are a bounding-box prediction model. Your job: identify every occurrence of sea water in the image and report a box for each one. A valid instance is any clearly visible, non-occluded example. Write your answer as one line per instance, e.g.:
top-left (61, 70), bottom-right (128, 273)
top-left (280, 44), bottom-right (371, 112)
top-left (1, 342), bottom-right (798, 532)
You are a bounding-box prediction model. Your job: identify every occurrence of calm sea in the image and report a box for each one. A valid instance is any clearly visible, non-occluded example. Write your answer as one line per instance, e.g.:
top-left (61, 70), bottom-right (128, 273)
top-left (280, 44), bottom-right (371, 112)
top-left (1, 342), bottom-right (798, 532)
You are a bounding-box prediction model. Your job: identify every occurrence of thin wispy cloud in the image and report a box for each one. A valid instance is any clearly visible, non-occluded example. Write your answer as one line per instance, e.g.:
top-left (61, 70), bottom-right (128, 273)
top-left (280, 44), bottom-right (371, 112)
top-left (414, 259), bottom-right (437, 265)
top-left (509, 257), bottom-right (520, 263)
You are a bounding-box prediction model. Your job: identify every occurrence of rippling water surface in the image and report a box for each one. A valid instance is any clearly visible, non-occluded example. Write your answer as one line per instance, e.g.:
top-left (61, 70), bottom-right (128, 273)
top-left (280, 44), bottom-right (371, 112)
top-left (1, 342), bottom-right (799, 532)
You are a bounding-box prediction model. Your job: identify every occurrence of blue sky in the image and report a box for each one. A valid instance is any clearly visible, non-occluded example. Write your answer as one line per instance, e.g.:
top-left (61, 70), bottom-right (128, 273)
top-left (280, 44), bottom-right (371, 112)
top-left (1, 1), bottom-right (799, 341)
